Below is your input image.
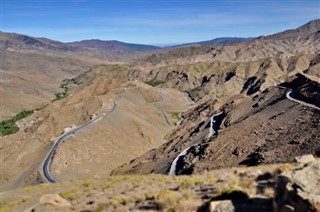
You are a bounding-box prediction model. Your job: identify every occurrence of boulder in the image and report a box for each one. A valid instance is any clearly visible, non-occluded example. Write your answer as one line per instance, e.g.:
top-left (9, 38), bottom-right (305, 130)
top-left (209, 200), bottom-right (235, 212)
top-left (274, 158), bottom-right (320, 212)
top-left (294, 154), bottom-right (315, 164)
top-left (39, 194), bottom-right (71, 207)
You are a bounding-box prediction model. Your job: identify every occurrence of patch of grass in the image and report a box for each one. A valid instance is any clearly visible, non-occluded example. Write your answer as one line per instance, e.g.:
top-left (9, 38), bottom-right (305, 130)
top-left (0, 110), bottom-right (33, 136)
top-left (156, 190), bottom-right (183, 209)
top-left (15, 110), bottom-right (33, 120)
top-left (0, 200), bottom-right (23, 212)
top-left (145, 79), bottom-right (165, 87)
top-left (61, 78), bottom-right (78, 87)
top-left (59, 188), bottom-right (78, 199)
top-left (93, 203), bottom-right (111, 212)
top-left (178, 177), bottom-right (203, 189)
top-left (109, 163), bottom-right (127, 176)
top-left (171, 112), bottom-right (180, 119)
top-left (21, 185), bottom-right (34, 192)
top-left (187, 87), bottom-right (201, 102)
top-left (53, 78), bottom-right (78, 101)
top-left (109, 169), bottom-right (117, 176)
top-left (145, 192), bottom-right (156, 200)
top-left (54, 88), bottom-right (68, 100)
top-left (21, 196), bottom-right (32, 203)
top-left (81, 179), bottom-right (93, 187)
top-left (110, 196), bottom-right (126, 205)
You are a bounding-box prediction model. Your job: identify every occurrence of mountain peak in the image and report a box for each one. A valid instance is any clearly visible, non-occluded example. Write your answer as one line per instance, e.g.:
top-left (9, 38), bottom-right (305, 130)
top-left (261, 19), bottom-right (320, 40)
top-left (297, 19), bottom-right (320, 33)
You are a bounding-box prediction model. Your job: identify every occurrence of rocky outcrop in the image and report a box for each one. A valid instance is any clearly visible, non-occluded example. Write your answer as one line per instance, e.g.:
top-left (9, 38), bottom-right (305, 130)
top-left (118, 73), bottom-right (320, 176)
top-left (274, 155), bottom-right (320, 212)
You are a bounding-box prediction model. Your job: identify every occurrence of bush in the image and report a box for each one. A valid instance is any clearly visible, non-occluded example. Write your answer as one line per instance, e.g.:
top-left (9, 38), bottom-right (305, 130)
top-left (187, 87), bottom-right (201, 101)
top-left (0, 110), bottom-right (33, 136)
top-left (53, 78), bottom-right (78, 101)
top-left (145, 79), bottom-right (165, 87)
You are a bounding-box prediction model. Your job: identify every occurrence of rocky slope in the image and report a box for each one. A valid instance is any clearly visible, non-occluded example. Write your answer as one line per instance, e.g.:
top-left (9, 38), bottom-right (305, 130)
top-left (0, 64), bottom-right (193, 190)
top-left (1, 53), bottom-right (319, 192)
top-left (0, 32), bottom-right (117, 119)
top-left (1, 20), bottom-right (320, 207)
top-left (117, 71), bottom-right (320, 176)
top-left (1, 156), bottom-right (319, 211)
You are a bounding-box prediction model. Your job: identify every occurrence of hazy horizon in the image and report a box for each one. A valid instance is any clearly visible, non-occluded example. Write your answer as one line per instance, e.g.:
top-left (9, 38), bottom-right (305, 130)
top-left (1, 0), bottom-right (319, 45)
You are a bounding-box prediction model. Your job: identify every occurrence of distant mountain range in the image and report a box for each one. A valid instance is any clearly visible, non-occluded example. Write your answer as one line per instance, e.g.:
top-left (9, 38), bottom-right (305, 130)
top-left (0, 32), bottom-right (250, 55)
top-left (1, 19), bottom-right (319, 58)
top-left (67, 39), bottom-right (161, 54)
top-left (167, 37), bottom-right (250, 49)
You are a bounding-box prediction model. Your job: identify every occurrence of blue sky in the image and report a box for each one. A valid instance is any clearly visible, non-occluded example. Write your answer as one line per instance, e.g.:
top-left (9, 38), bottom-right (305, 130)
top-left (1, 0), bottom-right (319, 45)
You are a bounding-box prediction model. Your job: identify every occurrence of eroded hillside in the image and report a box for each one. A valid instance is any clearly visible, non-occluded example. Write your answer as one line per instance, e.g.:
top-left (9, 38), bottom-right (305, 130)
top-left (1, 20), bottom-right (319, 209)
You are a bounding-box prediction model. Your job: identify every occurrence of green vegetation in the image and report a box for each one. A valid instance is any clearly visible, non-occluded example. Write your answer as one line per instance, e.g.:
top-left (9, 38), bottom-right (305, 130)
top-left (187, 87), bottom-right (201, 102)
top-left (54, 88), bottom-right (68, 100)
top-left (145, 79), bottom-right (165, 87)
top-left (170, 112), bottom-right (181, 125)
top-left (178, 177), bottom-right (203, 189)
top-left (110, 196), bottom-right (126, 204)
top-left (171, 112), bottom-right (180, 119)
top-left (93, 203), bottom-right (111, 212)
top-left (61, 78), bottom-right (78, 87)
top-left (59, 188), bottom-right (79, 199)
top-left (53, 78), bottom-right (78, 101)
top-left (109, 163), bottom-right (127, 176)
top-left (0, 110), bottom-right (33, 136)
top-left (156, 190), bottom-right (184, 209)
top-left (0, 195), bottom-right (32, 212)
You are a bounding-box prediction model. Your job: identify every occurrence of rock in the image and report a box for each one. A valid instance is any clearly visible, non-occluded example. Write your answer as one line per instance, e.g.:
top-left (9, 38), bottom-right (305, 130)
top-left (39, 194), bottom-right (71, 207)
top-left (294, 154), bottom-right (315, 164)
top-left (274, 159), bottom-right (320, 212)
top-left (209, 200), bottom-right (235, 212)
top-left (209, 198), bottom-right (273, 212)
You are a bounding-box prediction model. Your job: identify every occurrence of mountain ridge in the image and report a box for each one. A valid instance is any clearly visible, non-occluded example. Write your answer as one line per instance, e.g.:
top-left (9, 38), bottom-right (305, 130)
top-left (67, 39), bottom-right (161, 54)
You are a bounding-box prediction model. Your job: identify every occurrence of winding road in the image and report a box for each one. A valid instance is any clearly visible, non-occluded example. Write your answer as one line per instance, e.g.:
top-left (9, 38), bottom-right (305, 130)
top-left (168, 111), bottom-right (224, 176)
top-left (42, 103), bottom-right (116, 183)
top-left (168, 84), bottom-right (320, 176)
top-left (184, 92), bottom-right (195, 105)
top-left (176, 113), bottom-right (183, 126)
top-left (41, 85), bottom-right (169, 183)
top-left (277, 85), bottom-right (320, 110)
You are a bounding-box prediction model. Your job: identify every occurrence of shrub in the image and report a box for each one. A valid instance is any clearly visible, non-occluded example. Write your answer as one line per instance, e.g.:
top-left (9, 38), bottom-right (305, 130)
top-left (0, 110), bottom-right (33, 136)
top-left (145, 79), bottom-right (165, 87)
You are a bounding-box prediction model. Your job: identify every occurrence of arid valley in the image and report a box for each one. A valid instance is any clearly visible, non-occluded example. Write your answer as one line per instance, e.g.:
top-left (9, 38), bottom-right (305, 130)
top-left (0, 1), bottom-right (320, 211)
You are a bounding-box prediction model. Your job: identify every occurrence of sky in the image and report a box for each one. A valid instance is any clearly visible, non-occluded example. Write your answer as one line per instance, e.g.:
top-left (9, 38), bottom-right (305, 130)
top-left (1, 0), bottom-right (319, 45)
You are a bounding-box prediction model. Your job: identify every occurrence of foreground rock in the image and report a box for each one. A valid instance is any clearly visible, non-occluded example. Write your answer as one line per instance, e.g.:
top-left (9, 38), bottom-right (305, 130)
top-left (275, 155), bottom-right (320, 212)
top-left (39, 194), bottom-right (71, 207)
top-left (0, 157), bottom-right (319, 211)
top-left (0, 155), bottom-right (320, 212)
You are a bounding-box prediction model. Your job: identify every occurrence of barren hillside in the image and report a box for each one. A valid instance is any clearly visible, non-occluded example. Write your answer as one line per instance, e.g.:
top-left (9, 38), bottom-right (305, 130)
top-left (1, 20), bottom-right (319, 211)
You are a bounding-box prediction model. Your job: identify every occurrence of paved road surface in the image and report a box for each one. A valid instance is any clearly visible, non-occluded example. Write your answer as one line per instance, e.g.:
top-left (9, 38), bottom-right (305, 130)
top-left (41, 85), bottom-right (170, 183)
top-left (168, 111), bottom-right (224, 176)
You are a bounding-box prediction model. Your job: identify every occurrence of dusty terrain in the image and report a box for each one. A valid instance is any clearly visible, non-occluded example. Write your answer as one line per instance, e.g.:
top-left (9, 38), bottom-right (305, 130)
top-left (0, 64), bottom-right (192, 190)
top-left (0, 20), bottom-right (319, 212)
top-left (1, 157), bottom-right (319, 211)
top-left (50, 83), bottom-right (192, 181)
